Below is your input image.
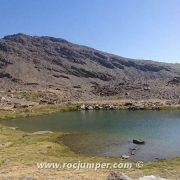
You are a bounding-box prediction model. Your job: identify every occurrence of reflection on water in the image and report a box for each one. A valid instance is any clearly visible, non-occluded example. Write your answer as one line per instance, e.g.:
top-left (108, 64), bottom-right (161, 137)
top-left (1, 110), bottom-right (180, 161)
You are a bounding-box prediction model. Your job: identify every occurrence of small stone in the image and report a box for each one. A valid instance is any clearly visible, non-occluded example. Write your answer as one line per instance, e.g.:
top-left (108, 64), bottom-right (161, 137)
top-left (121, 155), bottom-right (130, 159)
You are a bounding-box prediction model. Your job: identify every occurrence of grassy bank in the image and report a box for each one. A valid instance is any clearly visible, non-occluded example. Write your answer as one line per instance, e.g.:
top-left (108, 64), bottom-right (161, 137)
top-left (0, 124), bottom-right (180, 179)
top-left (0, 104), bottom-right (78, 121)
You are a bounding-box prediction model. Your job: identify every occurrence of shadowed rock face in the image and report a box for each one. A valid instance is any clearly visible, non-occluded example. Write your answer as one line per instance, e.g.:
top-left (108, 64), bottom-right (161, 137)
top-left (0, 33), bottom-right (179, 101)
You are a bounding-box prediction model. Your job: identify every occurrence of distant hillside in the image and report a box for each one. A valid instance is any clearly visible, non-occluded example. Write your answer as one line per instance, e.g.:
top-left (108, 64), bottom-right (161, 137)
top-left (0, 33), bottom-right (179, 101)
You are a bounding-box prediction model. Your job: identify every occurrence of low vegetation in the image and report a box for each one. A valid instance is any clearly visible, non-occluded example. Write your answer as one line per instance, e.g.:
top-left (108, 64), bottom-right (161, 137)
top-left (0, 104), bottom-right (78, 121)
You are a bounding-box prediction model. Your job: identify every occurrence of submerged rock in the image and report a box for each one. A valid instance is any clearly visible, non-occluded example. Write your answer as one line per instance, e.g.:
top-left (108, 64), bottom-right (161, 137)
top-left (129, 145), bottom-right (139, 155)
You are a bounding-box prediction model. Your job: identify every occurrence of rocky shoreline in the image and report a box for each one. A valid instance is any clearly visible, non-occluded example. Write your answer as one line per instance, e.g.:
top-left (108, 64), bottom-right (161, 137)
top-left (79, 101), bottom-right (180, 111)
top-left (0, 90), bottom-right (179, 113)
top-left (0, 95), bottom-right (179, 113)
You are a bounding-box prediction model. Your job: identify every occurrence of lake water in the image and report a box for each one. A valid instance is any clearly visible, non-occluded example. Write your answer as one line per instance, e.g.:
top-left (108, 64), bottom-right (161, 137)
top-left (1, 110), bottom-right (180, 162)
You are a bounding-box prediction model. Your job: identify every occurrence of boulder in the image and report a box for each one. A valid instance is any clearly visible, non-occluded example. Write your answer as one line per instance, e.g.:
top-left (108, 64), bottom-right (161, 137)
top-left (80, 104), bottom-right (86, 110)
top-left (103, 104), bottom-right (114, 110)
top-left (94, 104), bottom-right (100, 110)
top-left (87, 105), bottom-right (94, 110)
top-left (121, 155), bottom-right (130, 159)
top-left (153, 106), bottom-right (161, 111)
top-left (94, 104), bottom-right (103, 110)
top-left (133, 139), bottom-right (145, 145)
top-left (109, 105), bottom-right (117, 110)
top-left (128, 106), bottom-right (139, 110)
top-left (107, 172), bottom-right (131, 180)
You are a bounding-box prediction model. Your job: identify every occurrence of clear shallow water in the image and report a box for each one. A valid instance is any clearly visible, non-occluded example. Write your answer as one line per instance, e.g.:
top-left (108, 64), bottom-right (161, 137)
top-left (1, 110), bottom-right (180, 162)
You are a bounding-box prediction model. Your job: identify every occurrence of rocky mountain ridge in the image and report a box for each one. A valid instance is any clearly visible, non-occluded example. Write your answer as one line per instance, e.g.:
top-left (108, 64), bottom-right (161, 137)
top-left (0, 33), bottom-right (179, 102)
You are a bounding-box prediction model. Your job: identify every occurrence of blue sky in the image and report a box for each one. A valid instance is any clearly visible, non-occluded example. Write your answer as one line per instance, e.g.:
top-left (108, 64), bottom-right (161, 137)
top-left (0, 0), bottom-right (180, 63)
